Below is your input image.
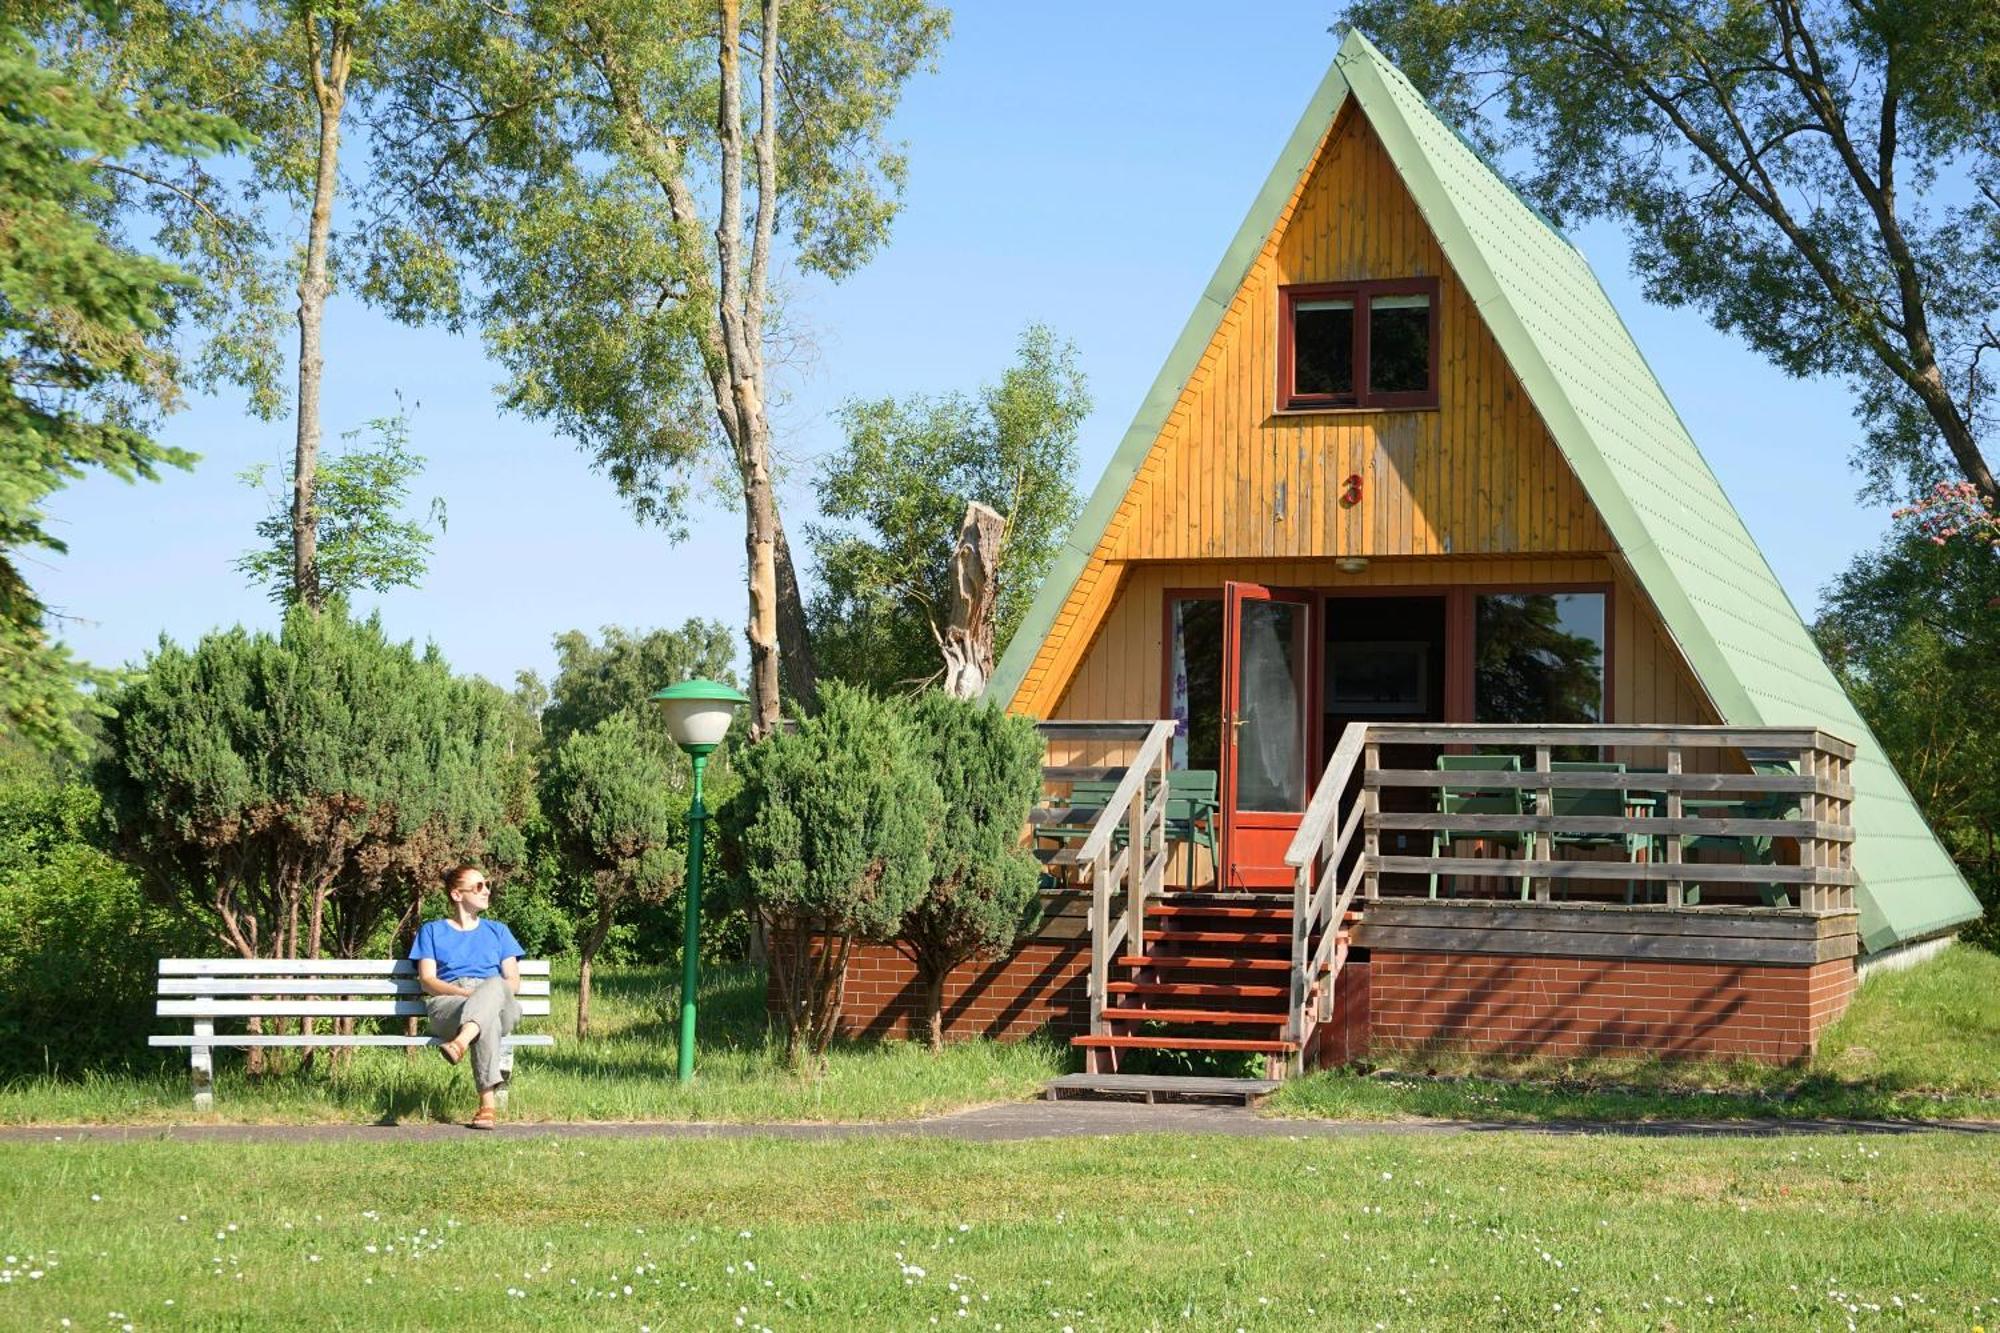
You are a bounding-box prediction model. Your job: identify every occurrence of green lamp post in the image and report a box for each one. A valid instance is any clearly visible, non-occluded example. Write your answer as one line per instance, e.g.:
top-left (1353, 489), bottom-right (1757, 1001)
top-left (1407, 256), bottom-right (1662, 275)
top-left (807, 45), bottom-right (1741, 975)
top-left (650, 677), bottom-right (750, 1083)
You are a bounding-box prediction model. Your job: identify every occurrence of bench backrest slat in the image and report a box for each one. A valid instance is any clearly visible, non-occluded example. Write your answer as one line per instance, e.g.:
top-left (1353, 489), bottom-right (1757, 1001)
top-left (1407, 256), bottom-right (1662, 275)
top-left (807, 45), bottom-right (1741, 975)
top-left (159, 978), bottom-right (551, 998)
top-left (158, 999), bottom-right (553, 1018)
top-left (160, 958), bottom-right (551, 977)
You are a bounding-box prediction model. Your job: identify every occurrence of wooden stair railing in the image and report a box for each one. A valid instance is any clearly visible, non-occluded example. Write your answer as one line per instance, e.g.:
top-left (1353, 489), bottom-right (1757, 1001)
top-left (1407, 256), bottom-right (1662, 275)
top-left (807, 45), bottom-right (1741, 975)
top-left (1282, 722), bottom-right (1371, 1076)
top-left (1036, 720), bottom-right (1175, 1073)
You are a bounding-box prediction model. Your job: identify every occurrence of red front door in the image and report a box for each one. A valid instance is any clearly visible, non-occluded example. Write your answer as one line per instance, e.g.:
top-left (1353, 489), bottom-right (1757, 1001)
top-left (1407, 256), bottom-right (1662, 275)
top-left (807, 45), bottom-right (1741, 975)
top-left (1220, 582), bottom-right (1315, 888)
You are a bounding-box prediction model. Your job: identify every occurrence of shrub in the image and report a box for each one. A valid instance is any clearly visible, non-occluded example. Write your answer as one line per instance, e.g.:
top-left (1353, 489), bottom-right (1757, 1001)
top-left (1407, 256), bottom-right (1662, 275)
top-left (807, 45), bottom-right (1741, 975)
top-left (899, 693), bottom-right (1044, 1050)
top-left (0, 780), bottom-right (196, 1076)
top-left (723, 683), bottom-right (940, 1065)
top-left (95, 606), bottom-right (519, 965)
top-left (542, 715), bottom-right (680, 1037)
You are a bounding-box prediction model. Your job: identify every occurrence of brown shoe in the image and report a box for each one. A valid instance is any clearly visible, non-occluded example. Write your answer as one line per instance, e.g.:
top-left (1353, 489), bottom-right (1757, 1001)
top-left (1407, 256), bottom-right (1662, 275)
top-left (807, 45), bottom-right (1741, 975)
top-left (468, 1106), bottom-right (496, 1131)
top-left (436, 1038), bottom-right (465, 1066)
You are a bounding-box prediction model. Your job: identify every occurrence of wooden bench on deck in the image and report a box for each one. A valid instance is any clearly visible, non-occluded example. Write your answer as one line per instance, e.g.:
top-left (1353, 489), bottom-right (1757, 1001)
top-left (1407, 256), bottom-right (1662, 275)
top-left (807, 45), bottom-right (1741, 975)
top-left (148, 958), bottom-right (555, 1110)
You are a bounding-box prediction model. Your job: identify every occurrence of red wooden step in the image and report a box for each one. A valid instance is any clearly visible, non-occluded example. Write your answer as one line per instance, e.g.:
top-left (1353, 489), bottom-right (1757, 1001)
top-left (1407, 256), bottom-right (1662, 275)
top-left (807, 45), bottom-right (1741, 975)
top-left (1149, 929), bottom-right (1291, 947)
top-left (1117, 954), bottom-right (1291, 971)
top-left (1072, 1034), bottom-right (1297, 1053)
top-left (1100, 1006), bottom-right (1289, 1025)
top-left (1105, 980), bottom-right (1288, 1000)
top-left (1147, 903), bottom-right (1293, 921)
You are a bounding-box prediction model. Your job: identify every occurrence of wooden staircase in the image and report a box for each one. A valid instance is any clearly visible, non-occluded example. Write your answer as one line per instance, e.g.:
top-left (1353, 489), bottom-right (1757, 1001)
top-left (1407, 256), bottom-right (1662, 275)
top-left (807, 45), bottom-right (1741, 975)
top-left (1071, 892), bottom-right (1355, 1081)
top-left (1037, 719), bottom-right (1372, 1105)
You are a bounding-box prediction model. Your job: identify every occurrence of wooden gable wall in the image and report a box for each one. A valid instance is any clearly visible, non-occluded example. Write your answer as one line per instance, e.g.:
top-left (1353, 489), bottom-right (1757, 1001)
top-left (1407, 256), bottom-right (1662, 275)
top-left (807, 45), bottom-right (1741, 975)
top-left (1015, 102), bottom-right (1630, 720)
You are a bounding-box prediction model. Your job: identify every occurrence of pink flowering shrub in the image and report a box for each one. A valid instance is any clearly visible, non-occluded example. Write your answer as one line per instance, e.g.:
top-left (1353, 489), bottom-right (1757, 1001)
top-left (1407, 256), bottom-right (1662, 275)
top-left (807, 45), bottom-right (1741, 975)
top-left (1892, 481), bottom-right (2000, 550)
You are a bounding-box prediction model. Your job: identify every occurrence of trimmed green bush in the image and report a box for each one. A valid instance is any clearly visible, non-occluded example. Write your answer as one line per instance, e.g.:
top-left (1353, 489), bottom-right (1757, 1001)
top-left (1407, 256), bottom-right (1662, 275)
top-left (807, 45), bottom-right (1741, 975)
top-left (724, 683), bottom-right (940, 1064)
top-left (542, 715), bottom-right (680, 1037)
top-left (900, 693), bottom-right (1044, 1050)
top-left (95, 606), bottom-right (518, 964)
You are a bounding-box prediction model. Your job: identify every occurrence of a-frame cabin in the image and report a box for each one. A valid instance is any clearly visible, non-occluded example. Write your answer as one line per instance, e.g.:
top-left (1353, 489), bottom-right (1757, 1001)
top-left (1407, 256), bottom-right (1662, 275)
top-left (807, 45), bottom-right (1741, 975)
top-left (829, 32), bottom-right (1980, 1084)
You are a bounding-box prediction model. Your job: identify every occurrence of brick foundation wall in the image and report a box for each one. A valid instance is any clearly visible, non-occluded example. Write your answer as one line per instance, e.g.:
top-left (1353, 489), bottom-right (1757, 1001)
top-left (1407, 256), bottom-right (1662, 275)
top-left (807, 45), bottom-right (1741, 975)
top-left (1366, 952), bottom-right (1856, 1062)
top-left (1308, 962), bottom-right (1371, 1068)
top-left (828, 938), bottom-right (1090, 1042)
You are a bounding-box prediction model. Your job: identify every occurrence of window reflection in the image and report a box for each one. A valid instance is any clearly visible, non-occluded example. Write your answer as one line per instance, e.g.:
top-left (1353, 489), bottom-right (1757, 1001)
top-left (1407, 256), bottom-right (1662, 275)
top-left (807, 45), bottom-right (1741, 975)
top-left (1168, 597), bottom-right (1223, 770)
top-left (1474, 593), bottom-right (1605, 723)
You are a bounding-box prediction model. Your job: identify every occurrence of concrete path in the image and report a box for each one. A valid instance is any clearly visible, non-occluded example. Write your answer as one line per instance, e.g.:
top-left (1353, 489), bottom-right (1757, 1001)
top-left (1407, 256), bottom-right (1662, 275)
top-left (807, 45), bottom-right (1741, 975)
top-left (2, 1101), bottom-right (1994, 1145)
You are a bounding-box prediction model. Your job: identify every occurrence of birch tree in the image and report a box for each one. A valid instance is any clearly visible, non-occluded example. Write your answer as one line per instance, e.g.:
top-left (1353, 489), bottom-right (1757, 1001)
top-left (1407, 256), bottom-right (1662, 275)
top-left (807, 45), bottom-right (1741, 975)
top-left (39, 2), bottom-right (415, 609)
top-left (367, 0), bottom-right (949, 734)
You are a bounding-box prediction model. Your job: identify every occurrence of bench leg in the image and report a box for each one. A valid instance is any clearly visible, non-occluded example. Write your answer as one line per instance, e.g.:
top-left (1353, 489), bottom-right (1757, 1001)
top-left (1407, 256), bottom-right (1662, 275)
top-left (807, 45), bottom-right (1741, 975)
top-left (190, 1018), bottom-right (214, 1112)
top-left (495, 1045), bottom-right (513, 1111)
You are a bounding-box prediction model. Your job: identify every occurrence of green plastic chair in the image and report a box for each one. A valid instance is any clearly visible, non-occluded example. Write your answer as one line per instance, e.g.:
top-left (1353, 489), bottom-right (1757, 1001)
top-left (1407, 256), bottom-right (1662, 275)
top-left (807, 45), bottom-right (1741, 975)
top-left (1035, 778), bottom-right (1122, 887)
top-left (1164, 769), bottom-right (1220, 885)
top-left (1680, 757), bottom-right (1800, 907)
top-left (1544, 760), bottom-right (1649, 903)
top-left (1429, 754), bottom-right (1525, 899)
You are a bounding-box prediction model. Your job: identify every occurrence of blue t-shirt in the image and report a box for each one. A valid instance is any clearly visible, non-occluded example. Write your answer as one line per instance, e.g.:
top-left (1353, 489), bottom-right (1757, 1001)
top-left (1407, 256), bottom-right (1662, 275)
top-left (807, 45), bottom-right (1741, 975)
top-left (411, 918), bottom-right (524, 983)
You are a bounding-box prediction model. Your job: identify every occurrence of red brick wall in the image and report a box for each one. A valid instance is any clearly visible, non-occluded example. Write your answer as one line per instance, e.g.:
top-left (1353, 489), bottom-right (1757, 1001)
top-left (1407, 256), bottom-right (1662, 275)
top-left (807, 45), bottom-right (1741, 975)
top-left (1309, 962), bottom-right (1371, 1068)
top-left (1366, 951), bottom-right (1858, 1063)
top-left (773, 937), bottom-right (1090, 1043)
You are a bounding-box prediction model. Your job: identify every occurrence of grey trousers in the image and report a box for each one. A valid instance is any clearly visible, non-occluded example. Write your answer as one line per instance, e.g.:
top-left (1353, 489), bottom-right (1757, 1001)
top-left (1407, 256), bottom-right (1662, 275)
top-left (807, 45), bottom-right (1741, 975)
top-left (425, 976), bottom-right (522, 1091)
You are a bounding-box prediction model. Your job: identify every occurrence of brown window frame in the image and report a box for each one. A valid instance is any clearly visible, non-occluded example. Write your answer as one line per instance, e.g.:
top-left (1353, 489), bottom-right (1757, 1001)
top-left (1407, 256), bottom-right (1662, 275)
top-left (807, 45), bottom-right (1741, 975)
top-left (1278, 277), bottom-right (1441, 412)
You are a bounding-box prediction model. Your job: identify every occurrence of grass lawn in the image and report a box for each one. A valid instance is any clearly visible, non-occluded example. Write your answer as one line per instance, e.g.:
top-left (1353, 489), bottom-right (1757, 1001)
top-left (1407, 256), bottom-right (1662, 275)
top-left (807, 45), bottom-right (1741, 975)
top-left (0, 963), bottom-right (1063, 1126)
top-left (0, 1131), bottom-right (1995, 1329)
top-left (1274, 943), bottom-right (2000, 1123)
top-left (4, 946), bottom-right (1995, 1129)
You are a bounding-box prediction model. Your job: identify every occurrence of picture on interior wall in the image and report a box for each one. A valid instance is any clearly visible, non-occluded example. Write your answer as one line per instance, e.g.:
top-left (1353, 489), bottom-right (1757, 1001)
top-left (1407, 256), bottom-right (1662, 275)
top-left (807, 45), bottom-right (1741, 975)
top-left (1328, 640), bottom-right (1428, 714)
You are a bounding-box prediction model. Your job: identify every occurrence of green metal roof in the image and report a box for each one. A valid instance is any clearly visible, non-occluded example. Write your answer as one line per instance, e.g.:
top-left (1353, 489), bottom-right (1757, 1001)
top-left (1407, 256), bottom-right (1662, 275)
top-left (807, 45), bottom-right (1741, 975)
top-left (990, 30), bottom-right (1981, 951)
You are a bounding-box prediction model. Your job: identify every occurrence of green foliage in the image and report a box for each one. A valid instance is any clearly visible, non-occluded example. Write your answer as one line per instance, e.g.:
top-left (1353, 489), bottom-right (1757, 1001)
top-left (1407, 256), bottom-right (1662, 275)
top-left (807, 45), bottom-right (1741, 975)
top-left (539, 622), bottom-right (738, 756)
top-left (95, 606), bottom-right (519, 961)
top-left (362, 0), bottom-right (950, 537)
top-left (542, 714), bottom-right (681, 1035)
top-left (0, 778), bottom-right (197, 1076)
top-left (0, 21), bottom-right (242, 757)
top-left (897, 693), bottom-right (1044, 1049)
top-left (1815, 528), bottom-right (2000, 948)
top-left (533, 621), bottom-right (748, 965)
top-left (723, 682), bottom-right (940, 1061)
top-left (236, 410), bottom-right (446, 604)
top-left (810, 325), bottom-right (1089, 692)
top-left (1343, 0), bottom-right (1998, 503)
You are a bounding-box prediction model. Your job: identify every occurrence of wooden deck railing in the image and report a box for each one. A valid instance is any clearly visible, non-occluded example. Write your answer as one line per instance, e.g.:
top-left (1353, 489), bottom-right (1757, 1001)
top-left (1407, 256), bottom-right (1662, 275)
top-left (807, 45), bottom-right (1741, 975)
top-left (1354, 724), bottom-right (1857, 912)
top-left (1033, 720), bottom-right (1175, 1042)
top-left (1284, 721), bottom-right (1857, 1071)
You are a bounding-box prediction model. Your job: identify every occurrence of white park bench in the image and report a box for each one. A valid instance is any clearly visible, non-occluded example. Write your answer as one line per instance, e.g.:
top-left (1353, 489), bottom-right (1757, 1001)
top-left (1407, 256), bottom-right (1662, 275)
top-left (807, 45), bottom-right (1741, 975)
top-left (149, 958), bottom-right (556, 1110)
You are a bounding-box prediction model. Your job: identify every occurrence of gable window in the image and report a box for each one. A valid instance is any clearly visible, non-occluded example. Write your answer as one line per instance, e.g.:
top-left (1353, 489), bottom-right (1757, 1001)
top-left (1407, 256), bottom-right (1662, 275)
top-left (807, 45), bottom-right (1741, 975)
top-left (1279, 278), bottom-right (1439, 410)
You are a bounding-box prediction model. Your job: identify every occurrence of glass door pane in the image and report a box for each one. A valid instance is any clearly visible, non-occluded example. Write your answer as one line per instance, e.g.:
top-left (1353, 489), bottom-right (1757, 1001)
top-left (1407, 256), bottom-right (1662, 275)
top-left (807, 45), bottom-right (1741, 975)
top-left (1234, 597), bottom-right (1310, 813)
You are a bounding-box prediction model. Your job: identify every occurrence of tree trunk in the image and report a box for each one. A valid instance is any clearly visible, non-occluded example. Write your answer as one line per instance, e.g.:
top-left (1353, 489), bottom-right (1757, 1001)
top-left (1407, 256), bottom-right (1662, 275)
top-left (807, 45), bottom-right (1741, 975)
top-left (291, 19), bottom-right (353, 612)
top-left (742, 450), bottom-right (783, 737)
top-left (577, 901), bottom-right (613, 1039)
top-left (941, 501), bottom-right (1006, 699)
top-left (922, 966), bottom-right (946, 1053)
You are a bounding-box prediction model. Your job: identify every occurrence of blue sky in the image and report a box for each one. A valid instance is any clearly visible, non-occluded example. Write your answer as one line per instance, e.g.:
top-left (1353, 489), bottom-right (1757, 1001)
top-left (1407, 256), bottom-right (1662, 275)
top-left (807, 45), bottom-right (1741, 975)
top-left (37, 2), bottom-right (1885, 689)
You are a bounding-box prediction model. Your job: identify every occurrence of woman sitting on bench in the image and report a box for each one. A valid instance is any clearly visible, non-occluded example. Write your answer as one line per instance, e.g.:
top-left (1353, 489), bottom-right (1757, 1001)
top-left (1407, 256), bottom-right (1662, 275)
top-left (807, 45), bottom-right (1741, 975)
top-left (412, 865), bottom-right (524, 1129)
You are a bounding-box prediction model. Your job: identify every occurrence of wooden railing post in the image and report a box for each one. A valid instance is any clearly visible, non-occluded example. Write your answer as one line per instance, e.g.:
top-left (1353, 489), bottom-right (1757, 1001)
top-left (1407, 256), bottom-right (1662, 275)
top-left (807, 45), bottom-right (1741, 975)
top-left (1088, 846), bottom-right (1110, 1070)
top-left (1532, 745), bottom-right (1552, 903)
top-left (1363, 741), bottom-right (1381, 900)
top-left (1126, 776), bottom-right (1146, 955)
top-left (1664, 747), bottom-right (1684, 908)
top-left (1804, 743), bottom-right (1823, 913)
top-left (1839, 751), bottom-right (1854, 912)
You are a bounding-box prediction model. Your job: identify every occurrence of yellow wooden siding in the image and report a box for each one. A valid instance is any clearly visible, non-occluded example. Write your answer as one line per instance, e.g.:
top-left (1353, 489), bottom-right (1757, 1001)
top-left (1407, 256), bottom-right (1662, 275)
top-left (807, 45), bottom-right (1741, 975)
top-left (1047, 557), bottom-right (1713, 731)
top-left (1014, 102), bottom-right (1617, 719)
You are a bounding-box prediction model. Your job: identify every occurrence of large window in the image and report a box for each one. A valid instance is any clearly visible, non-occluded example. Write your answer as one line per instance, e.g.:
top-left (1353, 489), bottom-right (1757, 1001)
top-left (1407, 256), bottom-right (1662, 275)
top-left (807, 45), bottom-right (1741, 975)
top-left (1474, 592), bottom-right (1606, 723)
top-left (1280, 279), bottom-right (1440, 410)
